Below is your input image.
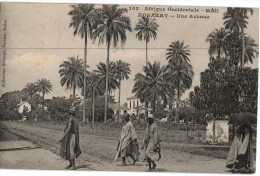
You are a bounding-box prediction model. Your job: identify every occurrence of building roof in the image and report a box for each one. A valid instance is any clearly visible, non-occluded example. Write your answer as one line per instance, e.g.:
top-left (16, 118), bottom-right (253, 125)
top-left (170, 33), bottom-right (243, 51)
top-left (17, 100), bottom-right (37, 108)
top-left (17, 101), bottom-right (30, 107)
top-left (126, 95), bottom-right (138, 100)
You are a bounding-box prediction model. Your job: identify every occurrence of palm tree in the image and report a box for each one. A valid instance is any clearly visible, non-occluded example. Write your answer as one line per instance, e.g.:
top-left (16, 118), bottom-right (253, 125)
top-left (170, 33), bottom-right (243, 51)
top-left (94, 62), bottom-right (119, 96)
top-left (59, 56), bottom-right (86, 107)
top-left (93, 4), bottom-right (132, 121)
top-left (223, 8), bottom-right (254, 67)
top-left (165, 61), bottom-right (194, 125)
top-left (68, 4), bottom-right (96, 122)
top-left (206, 28), bottom-right (229, 58)
top-left (226, 34), bottom-right (258, 66)
top-left (85, 72), bottom-right (102, 129)
top-left (36, 78), bottom-right (53, 106)
top-left (132, 61), bottom-right (173, 113)
top-left (113, 60), bottom-right (131, 113)
top-left (165, 40), bottom-right (193, 124)
top-left (134, 16), bottom-right (159, 66)
top-left (166, 41), bottom-right (191, 63)
top-left (24, 83), bottom-right (38, 99)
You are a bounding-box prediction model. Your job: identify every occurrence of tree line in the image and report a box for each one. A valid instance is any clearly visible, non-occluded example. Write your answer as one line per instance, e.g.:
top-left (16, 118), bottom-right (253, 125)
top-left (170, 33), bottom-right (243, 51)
top-left (0, 6), bottom-right (258, 126)
top-left (189, 8), bottom-right (258, 138)
top-left (63, 5), bottom-right (258, 125)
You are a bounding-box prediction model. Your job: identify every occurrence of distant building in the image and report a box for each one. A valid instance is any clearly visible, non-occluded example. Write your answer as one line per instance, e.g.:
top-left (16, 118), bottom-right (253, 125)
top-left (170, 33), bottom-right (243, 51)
top-left (16, 100), bottom-right (36, 113)
top-left (125, 95), bottom-right (155, 116)
top-left (125, 96), bottom-right (142, 115)
top-left (109, 103), bottom-right (130, 115)
top-left (126, 96), bottom-right (141, 109)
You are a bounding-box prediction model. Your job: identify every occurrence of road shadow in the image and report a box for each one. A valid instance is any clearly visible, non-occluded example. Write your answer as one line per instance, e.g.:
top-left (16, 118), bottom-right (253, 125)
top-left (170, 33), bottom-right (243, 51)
top-left (146, 168), bottom-right (167, 172)
top-left (116, 162), bottom-right (144, 167)
top-left (131, 163), bottom-right (143, 166)
top-left (75, 164), bottom-right (94, 170)
top-left (0, 146), bottom-right (41, 152)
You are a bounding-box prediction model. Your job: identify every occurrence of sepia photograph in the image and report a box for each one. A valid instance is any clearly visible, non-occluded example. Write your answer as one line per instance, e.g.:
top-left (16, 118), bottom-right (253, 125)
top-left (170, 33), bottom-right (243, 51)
top-left (0, 0), bottom-right (259, 174)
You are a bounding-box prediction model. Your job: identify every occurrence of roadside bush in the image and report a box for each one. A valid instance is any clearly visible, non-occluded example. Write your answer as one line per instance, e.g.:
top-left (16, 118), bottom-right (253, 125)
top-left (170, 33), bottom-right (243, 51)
top-left (48, 96), bottom-right (72, 120)
top-left (28, 108), bottom-right (51, 121)
top-left (0, 109), bottom-right (21, 121)
top-left (86, 107), bottom-right (114, 122)
top-left (138, 113), bottom-right (145, 120)
top-left (52, 111), bottom-right (69, 121)
top-left (167, 109), bottom-right (176, 122)
top-left (153, 107), bottom-right (168, 119)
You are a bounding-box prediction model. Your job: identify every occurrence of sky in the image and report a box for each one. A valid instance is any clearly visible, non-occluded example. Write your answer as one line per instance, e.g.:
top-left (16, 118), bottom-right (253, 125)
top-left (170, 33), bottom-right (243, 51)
top-left (0, 2), bottom-right (259, 104)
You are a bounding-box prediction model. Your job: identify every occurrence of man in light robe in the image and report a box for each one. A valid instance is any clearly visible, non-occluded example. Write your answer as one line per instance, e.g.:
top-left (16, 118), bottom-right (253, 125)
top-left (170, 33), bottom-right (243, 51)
top-left (115, 114), bottom-right (140, 165)
top-left (142, 114), bottom-right (161, 170)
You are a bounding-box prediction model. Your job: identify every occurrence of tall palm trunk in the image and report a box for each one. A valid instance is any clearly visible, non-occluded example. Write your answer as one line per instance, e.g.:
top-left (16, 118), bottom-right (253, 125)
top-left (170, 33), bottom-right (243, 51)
top-left (145, 40), bottom-right (148, 67)
top-left (42, 91), bottom-right (45, 107)
top-left (104, 40), bottom-right (110, 122)
top-left (144, 40), bottom-right (148, 119)
top-left (241, 28), bottom-right (245, 68)
top-left (72, 84), bottom-right (76, 107)
top-left (118, 78), bottom-right (121, 118)
top-left (83, 31), bottom-right (88, 122)
top-left (176, 84), bottom-right (180, 125)
top-left (145, 100), bottom-right (148, 120)
top-left (92, 88), bottom-right (95, 129)
top-left (108, 91), bottom-right (111, 106)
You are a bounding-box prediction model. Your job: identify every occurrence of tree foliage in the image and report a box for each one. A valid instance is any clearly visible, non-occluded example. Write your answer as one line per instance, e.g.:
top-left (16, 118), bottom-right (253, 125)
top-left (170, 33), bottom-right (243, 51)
top-left (132, 61), bottom-right (174, 112)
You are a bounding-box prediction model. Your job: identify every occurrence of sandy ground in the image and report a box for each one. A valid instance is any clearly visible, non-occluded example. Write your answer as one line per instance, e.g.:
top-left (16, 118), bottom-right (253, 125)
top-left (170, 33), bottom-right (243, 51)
top-left (0, 128), bottom-right (67, 170)
top-left (0, 122), bottom-right (229, 173)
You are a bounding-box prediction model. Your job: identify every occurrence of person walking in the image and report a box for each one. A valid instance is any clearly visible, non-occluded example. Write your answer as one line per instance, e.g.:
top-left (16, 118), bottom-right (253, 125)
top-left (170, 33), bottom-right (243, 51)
top-left (59, 107), bottom-right (81, 170)
top-left (141, 114), bottom-right (161, 170)
top-left (114, 114), bottom-right (140, 165)
top-left (226, 124), bottom-right (254, 173)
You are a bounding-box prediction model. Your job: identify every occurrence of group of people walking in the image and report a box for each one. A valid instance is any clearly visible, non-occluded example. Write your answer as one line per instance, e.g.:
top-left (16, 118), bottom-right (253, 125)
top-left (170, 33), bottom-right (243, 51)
top-left (59, 108), bottom-right (161, 171)
top-left (115, 111), bottom-right (161, 170)
top-left (58, 107), bottom-right (255, 173)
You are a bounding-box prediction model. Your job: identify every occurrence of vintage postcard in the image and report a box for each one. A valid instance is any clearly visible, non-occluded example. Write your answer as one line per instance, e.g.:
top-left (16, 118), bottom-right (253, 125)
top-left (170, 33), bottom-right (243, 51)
top-left (0, 2), bottom-right (258, 174)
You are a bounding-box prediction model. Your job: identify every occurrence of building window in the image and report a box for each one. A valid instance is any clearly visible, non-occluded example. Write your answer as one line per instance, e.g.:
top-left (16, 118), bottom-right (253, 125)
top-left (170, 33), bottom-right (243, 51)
top-left (137, 100), bottom-right (139, 107)
top-left (133, 101), bottom-right (135, 108)
top-left (130, 101), bottom-right (131, 108)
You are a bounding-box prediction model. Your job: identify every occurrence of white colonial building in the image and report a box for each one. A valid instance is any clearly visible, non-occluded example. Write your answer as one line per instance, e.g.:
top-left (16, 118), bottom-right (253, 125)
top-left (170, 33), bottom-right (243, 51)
top-left (125, 95), bottom-right (155, 116)
top-left (17, 100), bottom-right (32, 114)
top-left (126, 96), bottom-right (141, 109)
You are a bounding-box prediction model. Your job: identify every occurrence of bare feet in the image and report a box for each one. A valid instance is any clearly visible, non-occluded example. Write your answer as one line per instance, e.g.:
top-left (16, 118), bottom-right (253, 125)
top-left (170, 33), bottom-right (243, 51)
top-left (65, 165), bottom-right (72, 169)
top-left (152, 162), bottom-right (157, 170)
top-left (65, 161), bottom-right (72, 169)
top-left (69, 166), bottom-right (76, 170)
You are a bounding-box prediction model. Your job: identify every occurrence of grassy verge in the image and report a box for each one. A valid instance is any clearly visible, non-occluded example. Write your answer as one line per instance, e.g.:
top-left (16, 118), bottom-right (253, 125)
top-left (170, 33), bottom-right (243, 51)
top-left (3, 120), bottom-right (256, 160)
top-left (18, 120), bottom-right (208, 144)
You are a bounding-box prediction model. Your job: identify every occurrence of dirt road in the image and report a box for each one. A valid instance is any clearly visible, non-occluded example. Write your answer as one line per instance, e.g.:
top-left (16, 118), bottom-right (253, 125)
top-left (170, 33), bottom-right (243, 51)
top-left (0, 122), bottom-right (228, 173)
top-left (0, 128), bottom-right (68, 170)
